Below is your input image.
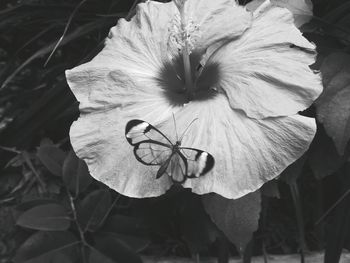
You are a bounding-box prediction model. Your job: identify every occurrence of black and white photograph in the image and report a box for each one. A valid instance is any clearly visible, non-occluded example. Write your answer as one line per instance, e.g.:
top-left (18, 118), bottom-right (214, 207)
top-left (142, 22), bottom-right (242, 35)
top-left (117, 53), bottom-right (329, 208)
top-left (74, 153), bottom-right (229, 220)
top-left (1, 0), bottom-right (350, 262)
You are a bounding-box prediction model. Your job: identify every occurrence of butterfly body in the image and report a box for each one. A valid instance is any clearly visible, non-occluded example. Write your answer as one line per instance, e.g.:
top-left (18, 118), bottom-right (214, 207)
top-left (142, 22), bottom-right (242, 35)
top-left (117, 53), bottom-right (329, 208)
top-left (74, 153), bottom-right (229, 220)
top-left (125, 119), bottom-right (214, 184)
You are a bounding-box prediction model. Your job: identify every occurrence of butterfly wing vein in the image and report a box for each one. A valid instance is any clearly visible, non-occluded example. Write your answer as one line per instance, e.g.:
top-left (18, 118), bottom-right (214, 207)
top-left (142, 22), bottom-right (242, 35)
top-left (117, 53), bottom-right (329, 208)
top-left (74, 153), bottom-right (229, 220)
top-left (125, 120), bottom-right (215, 183)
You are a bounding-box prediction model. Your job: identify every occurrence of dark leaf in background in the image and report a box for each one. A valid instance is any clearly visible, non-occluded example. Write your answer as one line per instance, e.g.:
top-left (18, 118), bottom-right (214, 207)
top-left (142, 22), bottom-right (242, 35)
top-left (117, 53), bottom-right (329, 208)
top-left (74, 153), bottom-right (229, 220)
top-left (98, 232), bottom-right (149, 253)
top-left (88, 248), bottom-right (115, 263)
top-left (279, 155), bottom-right (308, 258)
top-left (16, 203), bottom-right (70, 231)
top-left (14, 199), bottom-right (57, 218)
top-left (78, 189), bottom-right (111, 232)
top-left (316, 52), bottom-right (350, 155)
top-left (321, 1), bottom-right (350, 45)
top-left (324, 162), bottom-right (350, 263)
top-left (334, 12), bottom-right (350, 45)
top-left (13, 231), bottom-right (78, 263)
top-left (261, 179), bottom-right (280, 199)
top-left (101, 215), bottom-right (148, 236)
top-left (180, 195), bottom-right (219, 253)
top-left (280, 155), bottom-right (307, 185)
top-left (37, 145), bottom-right (66, 176)
top-left (202, 191), bottom-right (261, 253)
top-left (99, 215), bottom-right (150, 252)
top-left (308, 125), bottom-right (348, 179)
top-left (63, 150), bottom-right (92, 196)
top-left (90, 235), bottom-right (142, 263)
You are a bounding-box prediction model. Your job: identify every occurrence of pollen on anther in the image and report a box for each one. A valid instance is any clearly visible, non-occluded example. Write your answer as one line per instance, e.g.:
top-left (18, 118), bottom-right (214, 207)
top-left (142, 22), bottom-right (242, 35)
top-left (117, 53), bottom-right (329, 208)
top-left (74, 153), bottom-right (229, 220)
top-left (168, 16), bottom-right (201, 55)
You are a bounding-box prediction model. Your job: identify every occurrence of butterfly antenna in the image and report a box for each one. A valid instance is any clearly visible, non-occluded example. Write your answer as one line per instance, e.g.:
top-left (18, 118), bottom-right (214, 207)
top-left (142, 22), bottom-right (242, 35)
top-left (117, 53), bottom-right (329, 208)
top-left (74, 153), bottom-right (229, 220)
top-left (179, 118), bottom-right (198, 141)
top-left (172, 113), bottom-right (179, 142)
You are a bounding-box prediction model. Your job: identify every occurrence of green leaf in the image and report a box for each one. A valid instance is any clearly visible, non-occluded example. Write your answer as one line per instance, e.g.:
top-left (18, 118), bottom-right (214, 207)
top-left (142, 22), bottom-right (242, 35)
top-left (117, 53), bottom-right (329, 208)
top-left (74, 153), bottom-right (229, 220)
top-left (13, 231), bottom-right (78, 263)
top-left (90, 235), bottom-right (142, 263)
top-left (78, 189), bottom-right (111, 232)
top-left (202, 191), bottom-right (261, 253)
top-left (37, 145), bottom-right (66, 176)
top-left (316, 52), bottom-right (350, 155)
top-left (63, 150), bottom-right (92, 196)
top-left (16, 204), bottom-right (71, 231)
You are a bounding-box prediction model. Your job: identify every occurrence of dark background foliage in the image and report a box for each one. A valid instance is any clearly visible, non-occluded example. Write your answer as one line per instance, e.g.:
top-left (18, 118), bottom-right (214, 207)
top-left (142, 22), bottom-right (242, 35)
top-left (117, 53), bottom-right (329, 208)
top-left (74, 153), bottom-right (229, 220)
top-left (0, 0), bottom-right (350, 262)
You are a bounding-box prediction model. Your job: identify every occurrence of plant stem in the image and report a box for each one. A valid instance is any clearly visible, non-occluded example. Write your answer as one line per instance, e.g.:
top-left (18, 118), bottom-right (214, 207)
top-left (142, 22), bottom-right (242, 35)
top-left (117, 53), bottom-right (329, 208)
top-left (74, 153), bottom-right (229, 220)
top-left (290, 182), bottom-right (306, 263)
top-left (217, 237), bottom-right (229, 263)
top-left (68, 191), bottom-right (88, 263)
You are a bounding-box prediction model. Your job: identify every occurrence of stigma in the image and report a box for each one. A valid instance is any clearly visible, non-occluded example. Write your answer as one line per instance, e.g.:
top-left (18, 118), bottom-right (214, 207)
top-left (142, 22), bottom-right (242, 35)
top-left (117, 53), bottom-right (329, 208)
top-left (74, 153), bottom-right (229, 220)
top-left (168, 0), bottom-right (201, 99)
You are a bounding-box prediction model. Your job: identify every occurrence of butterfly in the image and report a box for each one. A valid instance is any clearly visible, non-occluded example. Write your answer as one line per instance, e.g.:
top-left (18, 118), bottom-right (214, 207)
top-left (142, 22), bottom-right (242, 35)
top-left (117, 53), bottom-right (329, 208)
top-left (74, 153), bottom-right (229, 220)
top-left (125, 119), bottom-right (215, 184)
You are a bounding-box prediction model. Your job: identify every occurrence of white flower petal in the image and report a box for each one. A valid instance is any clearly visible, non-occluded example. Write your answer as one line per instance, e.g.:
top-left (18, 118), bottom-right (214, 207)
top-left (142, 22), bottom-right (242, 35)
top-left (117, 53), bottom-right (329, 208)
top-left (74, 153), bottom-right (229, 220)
top-left (69, 98), bottom-right (183, 198)
top-left (66, 0), bottom-right (320, 199)
top-left (172, 95), bottom-right (316, 199)
top-left (203, 4), bottom-right (322, 119)
top-left (66, 1), bottom-right (179, 109)
top-left (246, 0), bottom-right (313, 28)
top-left (180, 0), bottom-right (252, 54)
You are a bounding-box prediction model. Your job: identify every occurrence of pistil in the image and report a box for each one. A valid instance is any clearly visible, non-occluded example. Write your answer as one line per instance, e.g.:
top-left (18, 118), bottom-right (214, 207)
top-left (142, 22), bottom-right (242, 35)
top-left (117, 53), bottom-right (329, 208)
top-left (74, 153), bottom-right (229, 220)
top-left (177, 1), bottom-right (194, 99)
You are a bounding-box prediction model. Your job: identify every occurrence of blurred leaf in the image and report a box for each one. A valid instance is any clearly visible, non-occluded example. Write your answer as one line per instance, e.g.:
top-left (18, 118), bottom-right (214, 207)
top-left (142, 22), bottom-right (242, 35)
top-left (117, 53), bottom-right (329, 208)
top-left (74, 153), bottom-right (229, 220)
top-left (289, 182), bottom-right (307, 261)
top-left (323, 2), bottom-right (350, 23)
top-left (280, 156), bottom-right (308, 258)
top-left (0, 83), bottom-right (75, 148)
top-left (261, 180), bottom-right (280, 198)
top-left (78, 189), bottom-right (111, 232)
top-left (315, 52), bottom-right (350, 155)
top-left (280, 155), bottom-right (307, 185)
top-left (309, 125), bottom-right (349, 179)
top-left (37, 145), bottom-right (66, 176)
top-left (202, 191), bottom-right (261, 253)
top-left (1, 17), bottom-right (116, 90)
top-left (101, 215), bottom-right (148, 236)
top-left (90, 235), bottom-right (142, 263)
top-left (14, 199), bottom-right (57, 219)
top-left (44, 0), bottom-right (89, 67)
top-left (324, 162), bottom-right (350, 263)
top-left (97, 232), bottom-right (149, 253)
top-left (13, 231), bottom-right (78, 263)
top-left (63, 150), bottom-right (92, 196)
top-left (180, 195), bottom-right (219, 253)
top-left (99, 215), bottom-right (150, 252)
top-left (88, 248), bottom-right (115, 263)
top-left (17, 204), bottom-right (70, 231)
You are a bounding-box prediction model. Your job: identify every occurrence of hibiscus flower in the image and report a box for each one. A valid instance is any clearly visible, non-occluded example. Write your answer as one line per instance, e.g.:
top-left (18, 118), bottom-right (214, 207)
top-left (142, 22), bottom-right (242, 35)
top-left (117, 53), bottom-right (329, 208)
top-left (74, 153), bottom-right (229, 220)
top-left (65, 0), bottom-right (322, 199)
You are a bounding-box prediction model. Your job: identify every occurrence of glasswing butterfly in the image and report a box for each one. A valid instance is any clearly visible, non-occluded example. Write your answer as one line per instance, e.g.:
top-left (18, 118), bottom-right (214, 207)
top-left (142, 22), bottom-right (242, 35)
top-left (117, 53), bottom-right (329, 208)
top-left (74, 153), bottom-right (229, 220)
top-left (125, 118), bottom-right (215, 184)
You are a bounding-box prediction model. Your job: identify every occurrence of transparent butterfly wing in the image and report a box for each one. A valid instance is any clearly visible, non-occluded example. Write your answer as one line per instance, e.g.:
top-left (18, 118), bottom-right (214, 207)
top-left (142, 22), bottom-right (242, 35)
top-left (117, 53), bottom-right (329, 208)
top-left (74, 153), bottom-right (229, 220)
top-left (133, 143), bottom-right (187, 183)
top-left (179, 147), bottom-right (215, 178)
top-left (164, 152), bottom-right (187, 183)
top-left (125, 119), bottom-right (172, 146)
top-left (134, 141), bottom-right (173, 166)
top-left (125, 119), bottom-right (215, 183)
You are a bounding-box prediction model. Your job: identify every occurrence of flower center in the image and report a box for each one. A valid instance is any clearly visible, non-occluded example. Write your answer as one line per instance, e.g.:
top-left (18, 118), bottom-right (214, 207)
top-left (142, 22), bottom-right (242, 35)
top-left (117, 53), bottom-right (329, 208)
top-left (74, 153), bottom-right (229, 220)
top-left (169, 0), bottom-right (200, 100)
